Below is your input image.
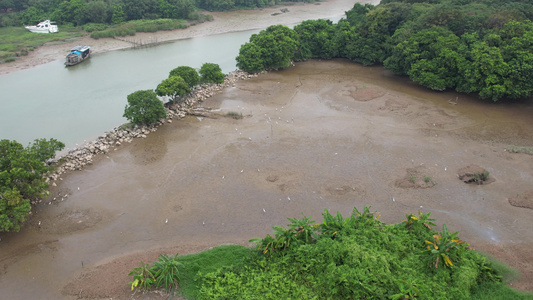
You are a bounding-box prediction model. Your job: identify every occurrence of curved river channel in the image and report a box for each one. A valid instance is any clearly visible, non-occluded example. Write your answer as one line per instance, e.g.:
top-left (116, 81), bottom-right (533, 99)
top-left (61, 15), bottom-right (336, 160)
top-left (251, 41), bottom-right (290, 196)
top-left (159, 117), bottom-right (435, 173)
top-left (0, 29), bottom-right (263, 148)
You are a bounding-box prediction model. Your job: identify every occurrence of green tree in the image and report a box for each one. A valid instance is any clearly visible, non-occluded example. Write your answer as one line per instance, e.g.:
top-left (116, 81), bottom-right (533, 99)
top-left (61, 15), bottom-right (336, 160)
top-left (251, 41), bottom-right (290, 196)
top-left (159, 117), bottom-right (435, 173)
top-left (0, 138), bottom-right (65, 232)
top-left (294, 19), bottom-right (338, 59)
top-left (155, 76), bottom-right (190, 102)
top-left (236, 25), bottom-right (300, 72)
top-left (199, 63), bottom-right (225, 84)
top-left (123, 90), bottom-right (167, 125)
top-left (111, 5), bottom-right (126, 24)
top-left (235, 42), bottom-right (264, 73)
top-left (457, 41), bottom-right (509, 100)
top-left (169, 66), bottom-right (200, 88)
top-left (85, 0), bottom-right (110, 24)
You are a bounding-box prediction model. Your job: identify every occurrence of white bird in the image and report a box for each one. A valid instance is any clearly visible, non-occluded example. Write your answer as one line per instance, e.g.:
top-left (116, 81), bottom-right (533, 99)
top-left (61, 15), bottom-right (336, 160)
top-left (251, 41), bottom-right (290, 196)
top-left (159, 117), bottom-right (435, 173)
top-left (165, 219), bottom-right (168, 223)
top-left (38, 221), bottom-right (41, 226)
top-left (241, 169), bottom-right (244, 173)
top-left (287, 196), bottom-right (291, 201)
top-left (262, 208), bottom-right (266, 213)
top-left (222, 175), bottom-right (225, 179)
top-left (203, 221), bottom-right (205, 226)
top-left (392, 198), bottom-right (395, 202)
top-left (78, 187), bottom-right (80, 190)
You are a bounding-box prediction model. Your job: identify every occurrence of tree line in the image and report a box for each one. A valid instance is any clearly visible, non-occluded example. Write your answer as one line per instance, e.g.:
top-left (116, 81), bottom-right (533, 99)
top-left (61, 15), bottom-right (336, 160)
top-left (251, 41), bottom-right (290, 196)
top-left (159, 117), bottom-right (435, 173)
top-left (0, 0), bottom-right (315, 27)
top-left (236, 0), bottom-right (533, 101)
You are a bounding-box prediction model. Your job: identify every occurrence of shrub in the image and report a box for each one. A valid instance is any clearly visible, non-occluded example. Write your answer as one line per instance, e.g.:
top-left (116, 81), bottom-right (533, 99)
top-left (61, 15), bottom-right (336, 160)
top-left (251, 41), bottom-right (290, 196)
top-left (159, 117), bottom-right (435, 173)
top-left (169, 66), bottom-right (200, 88)
top-left (123, 90), bottom-right (166, 126)
top-left (0, 138), bottom-right (65, 232)
top-left (199, 62), bottom-right (225, 84)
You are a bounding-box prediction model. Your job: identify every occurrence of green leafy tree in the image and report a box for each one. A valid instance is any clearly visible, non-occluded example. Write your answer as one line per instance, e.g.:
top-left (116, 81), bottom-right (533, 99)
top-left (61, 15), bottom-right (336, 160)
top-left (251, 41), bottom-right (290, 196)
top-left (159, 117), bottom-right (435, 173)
top-left (235, 42), bottom-right (264, 73)
top-left (0, 138), bottom-right (64, 232)
top-left (199, 63), bottom-right (225, 84)
top-left (111, 5), bottom-right (126, 24)
top-left (155, 76), bottom-right (190, 102)
top-left (236, 25), bottom-right (300, 72)
top-left (20, 6), bottom-right (46, 25)
top-left (169, 66), bottom-right (200, 88)
top-left (123, 90), bottom-right (167, 125)
top-left (85, 0), bottom-right (110, 24)
top-left (294, 19), bottom-right (338, 59)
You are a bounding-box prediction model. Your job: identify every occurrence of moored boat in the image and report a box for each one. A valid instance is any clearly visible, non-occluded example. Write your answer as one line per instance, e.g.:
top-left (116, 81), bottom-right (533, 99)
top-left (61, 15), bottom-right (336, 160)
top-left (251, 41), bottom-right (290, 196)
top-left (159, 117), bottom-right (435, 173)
top-left (65, 45), bottom-right (91, 66)
top-left (25, 20), bottom-right (58, 33)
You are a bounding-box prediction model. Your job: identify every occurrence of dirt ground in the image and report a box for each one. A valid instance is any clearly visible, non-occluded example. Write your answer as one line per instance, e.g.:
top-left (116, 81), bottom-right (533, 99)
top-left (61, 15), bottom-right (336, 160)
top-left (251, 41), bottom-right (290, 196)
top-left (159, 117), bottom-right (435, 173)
top-left (1, 59), bottom-right (532, 299)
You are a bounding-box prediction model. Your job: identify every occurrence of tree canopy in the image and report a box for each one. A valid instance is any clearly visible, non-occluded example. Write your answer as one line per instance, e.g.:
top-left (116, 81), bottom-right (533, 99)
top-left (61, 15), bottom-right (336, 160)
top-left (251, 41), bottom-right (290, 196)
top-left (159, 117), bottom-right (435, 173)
top-left (155, 75), bottom-right (191, 103)
top-left (169, 66), bottom-right (200, 88)
top-left (199, 63), bottom-right (225, 84)
top-left (1, 138), bottom-right (64, 232)
top-left (123, 90), bottom-right (167, 126)
top-left (234, 0), bottom-right (533, 101)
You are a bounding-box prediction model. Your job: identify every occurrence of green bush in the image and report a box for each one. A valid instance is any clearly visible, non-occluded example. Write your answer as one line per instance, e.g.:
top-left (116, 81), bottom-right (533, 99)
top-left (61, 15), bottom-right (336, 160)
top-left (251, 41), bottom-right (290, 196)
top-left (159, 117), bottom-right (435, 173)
top-left (0, 138), bottom-right (65, 232)
top-left (199, 62), bottom-right (225, 84)
top-left (129, 207), bottom-right (532, 299)
top-left (123, 90), bottom-right (167, 126)
top-left (82, 23), bottom-right (108, 32)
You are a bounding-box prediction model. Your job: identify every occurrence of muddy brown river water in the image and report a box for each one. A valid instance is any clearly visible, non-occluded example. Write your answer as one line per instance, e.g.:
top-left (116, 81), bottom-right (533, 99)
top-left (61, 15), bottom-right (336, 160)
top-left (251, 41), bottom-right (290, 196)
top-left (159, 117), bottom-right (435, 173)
top-left (1, 59), bottom-right (533, 299)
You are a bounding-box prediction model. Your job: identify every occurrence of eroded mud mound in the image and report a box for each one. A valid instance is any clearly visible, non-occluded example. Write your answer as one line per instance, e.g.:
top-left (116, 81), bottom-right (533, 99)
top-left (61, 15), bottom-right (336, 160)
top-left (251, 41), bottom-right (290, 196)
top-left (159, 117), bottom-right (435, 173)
top-left (395, 166), bottom-right (436, 189)
top-left (457, 165), bottom-right (495, 185)
top-left (509, 191), bottom-right (533, 209)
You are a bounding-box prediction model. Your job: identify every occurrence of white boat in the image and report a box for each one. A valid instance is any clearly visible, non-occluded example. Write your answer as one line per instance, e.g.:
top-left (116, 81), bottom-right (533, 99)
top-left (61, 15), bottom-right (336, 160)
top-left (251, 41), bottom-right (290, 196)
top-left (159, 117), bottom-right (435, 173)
top-left (65, 45), bottom-right (91, 66)
top-left (25, 20), bottom-right (58, 33)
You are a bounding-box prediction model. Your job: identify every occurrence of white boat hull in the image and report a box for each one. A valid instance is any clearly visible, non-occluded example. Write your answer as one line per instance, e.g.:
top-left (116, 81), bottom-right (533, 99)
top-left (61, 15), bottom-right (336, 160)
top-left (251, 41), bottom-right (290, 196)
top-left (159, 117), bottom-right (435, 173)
top-left (24, 20), bottom-right (58, 33)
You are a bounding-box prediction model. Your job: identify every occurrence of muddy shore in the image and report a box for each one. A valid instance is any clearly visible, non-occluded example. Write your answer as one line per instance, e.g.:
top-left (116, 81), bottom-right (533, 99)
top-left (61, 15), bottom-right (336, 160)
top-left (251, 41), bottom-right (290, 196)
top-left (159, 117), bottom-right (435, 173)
top-left (1, 1), bottom-right (533, 299)
top-left (1, 59), bottom-right (532, 299)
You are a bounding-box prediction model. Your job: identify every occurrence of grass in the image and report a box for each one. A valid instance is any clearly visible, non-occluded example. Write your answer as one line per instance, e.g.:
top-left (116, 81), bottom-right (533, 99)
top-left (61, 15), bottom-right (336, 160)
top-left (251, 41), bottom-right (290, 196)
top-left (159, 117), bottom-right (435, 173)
top-left (0, 26), bottom-right (85, 63)
top-left (131, 207), bottom-right (533, 299)
top-left (506, 145), bottom-right (533, 155)
top-left (90, 19), bottom-right (188, 39)
top-left (176, 245), bottom-right (254, 298)
top-left (226, 111), bottom-right (244, 119)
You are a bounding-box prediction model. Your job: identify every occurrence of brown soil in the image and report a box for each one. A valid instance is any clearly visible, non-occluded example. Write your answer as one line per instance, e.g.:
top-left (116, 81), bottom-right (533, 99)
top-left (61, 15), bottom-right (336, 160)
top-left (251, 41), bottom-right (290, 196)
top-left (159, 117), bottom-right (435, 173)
top-left (509, 191), bottom-right (533, 209)
top-left (458, 164), bottom-right (496, 185)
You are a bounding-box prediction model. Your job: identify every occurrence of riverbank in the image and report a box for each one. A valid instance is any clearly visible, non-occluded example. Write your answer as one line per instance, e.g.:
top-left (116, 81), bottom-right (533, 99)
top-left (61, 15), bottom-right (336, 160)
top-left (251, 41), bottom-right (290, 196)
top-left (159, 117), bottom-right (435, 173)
top-left (0, 0), bottom-right (377, 76)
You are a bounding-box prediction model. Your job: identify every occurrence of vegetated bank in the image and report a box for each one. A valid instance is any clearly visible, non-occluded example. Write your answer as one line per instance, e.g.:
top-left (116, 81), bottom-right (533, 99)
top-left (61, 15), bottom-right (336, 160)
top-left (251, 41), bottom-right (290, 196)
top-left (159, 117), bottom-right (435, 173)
top-left (128, 207), bottom-right (533, 299)
top-left (0, 0), bottom-right (318, 63)
top-left (235, 0), bottom-right (533, 101)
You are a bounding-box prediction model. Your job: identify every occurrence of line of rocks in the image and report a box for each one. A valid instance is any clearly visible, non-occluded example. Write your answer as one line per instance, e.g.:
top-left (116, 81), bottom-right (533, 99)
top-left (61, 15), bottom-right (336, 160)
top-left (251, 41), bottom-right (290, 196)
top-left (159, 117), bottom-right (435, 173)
top-left (46, 70), bottom-right (259, 184)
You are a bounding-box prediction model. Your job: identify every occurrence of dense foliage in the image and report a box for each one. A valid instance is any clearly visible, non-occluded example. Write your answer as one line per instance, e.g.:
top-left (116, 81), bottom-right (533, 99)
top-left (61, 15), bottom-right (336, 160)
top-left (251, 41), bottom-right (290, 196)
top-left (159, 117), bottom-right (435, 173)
top-left (0, 0), bottom-right (315, 27)
top-left (130, 207), bottom-right (533, 299)
top-left (236, 0), bottom-right (533, 101)
top-left (0, 138), bottom-right (64, 232)
top-left (123, 90), bottom-right (167, 125)
top-left (0, 0), bottom-right (197, 27)
top-left (155, 75), bottom-right (191, 102)
top-left (169, 65), bottom-right (200, 88)
top-left (199, 62), bottom-right (225, 83)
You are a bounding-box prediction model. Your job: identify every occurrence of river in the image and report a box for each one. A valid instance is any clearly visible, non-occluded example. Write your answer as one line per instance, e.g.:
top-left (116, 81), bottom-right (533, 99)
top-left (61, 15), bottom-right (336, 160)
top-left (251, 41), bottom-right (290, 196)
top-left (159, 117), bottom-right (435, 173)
top-left (0, 29), bottom-right (262, 149)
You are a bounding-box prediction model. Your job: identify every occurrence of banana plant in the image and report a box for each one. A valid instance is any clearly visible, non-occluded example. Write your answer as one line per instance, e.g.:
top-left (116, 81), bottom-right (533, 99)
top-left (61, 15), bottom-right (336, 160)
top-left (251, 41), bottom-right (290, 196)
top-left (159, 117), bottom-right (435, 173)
top-left (424, 224), bottom-right (467, 269)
